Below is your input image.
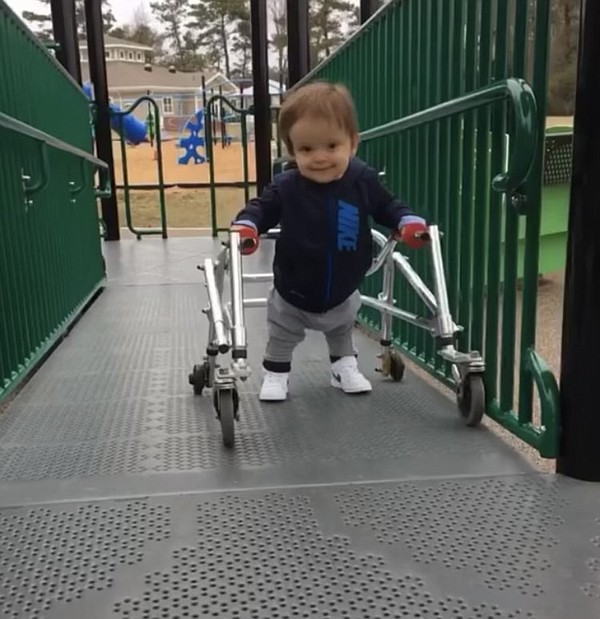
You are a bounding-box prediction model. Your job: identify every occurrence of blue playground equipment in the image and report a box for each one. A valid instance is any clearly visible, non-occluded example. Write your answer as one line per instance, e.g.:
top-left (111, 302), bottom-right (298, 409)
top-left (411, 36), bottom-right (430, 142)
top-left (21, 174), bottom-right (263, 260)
top-left (177, 109), bottom-right (207, 165)
top-left (82, 82), bottom-right (147, 146)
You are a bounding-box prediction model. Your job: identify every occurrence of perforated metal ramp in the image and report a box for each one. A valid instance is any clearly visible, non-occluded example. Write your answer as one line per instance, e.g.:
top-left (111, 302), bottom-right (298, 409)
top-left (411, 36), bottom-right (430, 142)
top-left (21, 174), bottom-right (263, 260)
top-left (1, 237), bottom-right (599, 619)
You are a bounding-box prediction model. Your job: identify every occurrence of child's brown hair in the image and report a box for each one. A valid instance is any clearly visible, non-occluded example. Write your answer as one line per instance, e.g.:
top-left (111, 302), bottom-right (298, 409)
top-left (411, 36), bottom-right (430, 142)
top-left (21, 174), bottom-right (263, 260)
top-left (278, 81), bottom-right (358, 155)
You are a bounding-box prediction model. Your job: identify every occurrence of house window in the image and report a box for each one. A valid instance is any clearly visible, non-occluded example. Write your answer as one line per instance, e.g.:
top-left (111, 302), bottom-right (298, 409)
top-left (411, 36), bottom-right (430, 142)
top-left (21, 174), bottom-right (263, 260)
top-left (119, 51), bottom-right (124, 59)
top-left (163, 97), bottom-right (174, 115)
top-left (105, 51), bottom-right (110, 59)
top-left (137, 53), bottom-right (142, 61)
top-left (128, 52), bottom-right (133, 60)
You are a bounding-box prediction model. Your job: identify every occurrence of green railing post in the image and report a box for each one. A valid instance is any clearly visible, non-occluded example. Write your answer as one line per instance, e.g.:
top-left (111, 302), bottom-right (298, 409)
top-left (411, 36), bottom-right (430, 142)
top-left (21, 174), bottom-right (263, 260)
top-left (113, 96), bottom-right (167, 239)
top-left (205, 95), bottom-right (254, 236)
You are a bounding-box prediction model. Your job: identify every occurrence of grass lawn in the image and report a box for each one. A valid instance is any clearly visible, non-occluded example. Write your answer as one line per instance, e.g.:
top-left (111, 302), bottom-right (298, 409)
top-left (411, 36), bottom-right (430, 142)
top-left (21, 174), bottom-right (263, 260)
top-left (113, 186), bottom-right (256, 231)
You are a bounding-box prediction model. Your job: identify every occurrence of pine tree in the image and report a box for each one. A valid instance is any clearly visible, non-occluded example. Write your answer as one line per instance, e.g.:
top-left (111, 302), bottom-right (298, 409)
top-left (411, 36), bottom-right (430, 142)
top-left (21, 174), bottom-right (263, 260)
top-left (269, 0), bottom-right (288, 86)
top-left (150, 0), bottom-right (202, 70)
top-left (310, 0), bottom-right (355, 63)
top-left (110, 6), bottom-right (164, 61)
top-left (188, 0), bottom-right (247, 79)
top-left (22, 0), bottom-right (116, 40)
top-left (231, 5), bottom-right (252, 80)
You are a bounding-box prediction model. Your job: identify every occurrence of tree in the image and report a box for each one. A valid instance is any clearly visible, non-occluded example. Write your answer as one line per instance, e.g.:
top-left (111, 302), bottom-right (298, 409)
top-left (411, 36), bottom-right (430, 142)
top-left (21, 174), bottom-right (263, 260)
top-left (188, 0), bottom-right (247, 79)
top-left (150, 0), bottom-right (205, 71)
top-left (269, 0), bottom-right (288, 87)
top-left (22, 0), bottom-right (116, 40)
top-left (547, 0), bottom-right (579, 115)
top-left (110, 6), bottom-right (164, 62)
top-left (309, 0), bottom-right (356, 64)
top-left (231, 5), bottom-right (252, 80)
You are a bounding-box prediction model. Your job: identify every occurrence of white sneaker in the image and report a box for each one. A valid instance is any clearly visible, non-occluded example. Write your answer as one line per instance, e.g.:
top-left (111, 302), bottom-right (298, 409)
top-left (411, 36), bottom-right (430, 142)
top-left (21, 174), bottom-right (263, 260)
top-left (331, 356), bottom-right (372, 394)
top-left (259, 370), bottom-right (289, 401)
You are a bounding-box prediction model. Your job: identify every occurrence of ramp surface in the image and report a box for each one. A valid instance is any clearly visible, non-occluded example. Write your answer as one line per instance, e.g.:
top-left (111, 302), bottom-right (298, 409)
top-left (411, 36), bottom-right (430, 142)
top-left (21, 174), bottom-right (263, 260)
top-left (0, 238), bottom-right (598, 619)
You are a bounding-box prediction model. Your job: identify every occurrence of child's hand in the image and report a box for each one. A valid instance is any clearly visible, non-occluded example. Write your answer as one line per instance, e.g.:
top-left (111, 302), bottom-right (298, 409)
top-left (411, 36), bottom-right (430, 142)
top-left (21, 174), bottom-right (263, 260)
top-left (231, 223), bottom-right (259, 255)
top-left (396, 217), bottom-right (429, 249)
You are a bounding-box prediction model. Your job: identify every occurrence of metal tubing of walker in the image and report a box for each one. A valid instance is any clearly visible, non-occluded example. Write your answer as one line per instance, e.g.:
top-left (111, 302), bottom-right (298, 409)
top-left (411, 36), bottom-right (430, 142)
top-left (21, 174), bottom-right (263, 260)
top-left (428, 226), bottom-right (455, 338)
top-left (242, 298), bottom-right (268, 308)
top-left (380, 254), bottom-right (395, 342)
top-left (392, 253), bottom-right (438, 314)
top-left (242, 273), bottom-right (274, 283)
top-left (204, 259), bottom-right (229, 353)
top-left (360, 296), bottom-right (435, 332)
top-left (228, 232), bottom-right (247, 352)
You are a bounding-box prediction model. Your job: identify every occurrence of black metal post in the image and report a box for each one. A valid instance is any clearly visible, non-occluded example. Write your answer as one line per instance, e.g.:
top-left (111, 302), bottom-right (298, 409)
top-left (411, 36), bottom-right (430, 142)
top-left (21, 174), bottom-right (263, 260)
top-left (250, 0), bottom-right (271, 193)
top-left (50, 0), bottom-right (82, 83)
top-left (83, 0), bottom-right (120, 241)
top-left (287, 0), bottom-right (310, 86)
top-left (556, 0), bottom-right (600, 481)
top-left (360, 0), bottom-right (379, 24)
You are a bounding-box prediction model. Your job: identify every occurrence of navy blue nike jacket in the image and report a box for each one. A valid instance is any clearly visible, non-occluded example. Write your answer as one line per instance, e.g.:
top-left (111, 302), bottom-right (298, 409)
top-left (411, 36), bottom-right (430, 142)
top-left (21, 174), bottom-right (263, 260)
top-left (234, 157), bottom-right (418, 313)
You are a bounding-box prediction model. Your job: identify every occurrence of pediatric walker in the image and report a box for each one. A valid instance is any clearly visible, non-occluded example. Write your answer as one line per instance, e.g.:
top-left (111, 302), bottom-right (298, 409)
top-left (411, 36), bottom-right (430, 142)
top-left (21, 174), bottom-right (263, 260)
top-left (189, 227), bottom-right (485, 448)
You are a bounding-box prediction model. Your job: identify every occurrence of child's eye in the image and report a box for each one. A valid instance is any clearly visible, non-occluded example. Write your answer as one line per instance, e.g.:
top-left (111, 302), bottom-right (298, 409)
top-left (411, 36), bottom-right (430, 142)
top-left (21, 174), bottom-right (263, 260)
top-left (299, 146), bottom-right (311, 153)
top-left (328, 143), bottom-right (337, 150)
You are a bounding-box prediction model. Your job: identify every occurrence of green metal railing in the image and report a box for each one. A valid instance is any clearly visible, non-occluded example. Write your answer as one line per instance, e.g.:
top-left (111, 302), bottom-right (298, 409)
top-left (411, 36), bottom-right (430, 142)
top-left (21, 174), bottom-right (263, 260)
top-left (205, 95), bottom-right (255, 236)
top-left (0, 1), bottom-right (107, 402)
top-left (300, 0), bottom-right (557, 456)
top-left (115, 96), bottom-right (168, 239)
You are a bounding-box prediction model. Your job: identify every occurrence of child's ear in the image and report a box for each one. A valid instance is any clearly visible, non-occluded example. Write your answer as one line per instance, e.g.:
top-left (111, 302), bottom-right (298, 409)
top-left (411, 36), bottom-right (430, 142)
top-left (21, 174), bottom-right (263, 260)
top-left (351, 133), bottom-right (359, 155)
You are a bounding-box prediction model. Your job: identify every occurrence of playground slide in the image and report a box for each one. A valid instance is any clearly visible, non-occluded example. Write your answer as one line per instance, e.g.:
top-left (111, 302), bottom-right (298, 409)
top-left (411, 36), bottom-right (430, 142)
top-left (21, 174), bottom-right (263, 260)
top-left (82, 82), bottom-right (147, 146)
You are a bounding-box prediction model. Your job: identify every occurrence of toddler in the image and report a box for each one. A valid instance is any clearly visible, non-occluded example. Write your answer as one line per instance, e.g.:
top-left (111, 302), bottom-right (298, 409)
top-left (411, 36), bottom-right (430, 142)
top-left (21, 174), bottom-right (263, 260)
top-left (232, 81), bottom-right (427, 401)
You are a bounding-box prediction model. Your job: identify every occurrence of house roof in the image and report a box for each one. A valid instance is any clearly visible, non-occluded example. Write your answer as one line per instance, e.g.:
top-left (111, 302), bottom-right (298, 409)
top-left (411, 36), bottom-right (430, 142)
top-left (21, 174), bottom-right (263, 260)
top-left (79, 35), bottom-right (154, 52)
top-left (81, 61), bottom-right (215, 92)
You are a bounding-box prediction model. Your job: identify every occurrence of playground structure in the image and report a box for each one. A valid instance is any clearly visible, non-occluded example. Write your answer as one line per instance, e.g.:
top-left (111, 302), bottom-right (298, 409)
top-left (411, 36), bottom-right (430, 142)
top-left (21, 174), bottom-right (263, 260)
top-left (3, 0), bottom-right (600, 616)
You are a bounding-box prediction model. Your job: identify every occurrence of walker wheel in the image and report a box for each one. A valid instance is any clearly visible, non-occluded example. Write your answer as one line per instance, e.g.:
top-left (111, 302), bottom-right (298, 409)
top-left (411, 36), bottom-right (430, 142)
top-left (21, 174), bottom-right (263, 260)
top-left (389, 350), bottom-right (405, 382)
top-left (213, 388), bottom-right (239, 448)
top-left (457, 374), bottom-right (485, 427)
top-left (189, 362), bottom-right (209, 396)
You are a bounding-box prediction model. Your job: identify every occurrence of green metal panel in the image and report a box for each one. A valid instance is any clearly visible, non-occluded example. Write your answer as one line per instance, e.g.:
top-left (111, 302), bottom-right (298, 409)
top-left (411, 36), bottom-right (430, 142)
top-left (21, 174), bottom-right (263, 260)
top-left (0, 1), bottom-right (106, 402)
top-left (299, 0), bottom-right (557, 456)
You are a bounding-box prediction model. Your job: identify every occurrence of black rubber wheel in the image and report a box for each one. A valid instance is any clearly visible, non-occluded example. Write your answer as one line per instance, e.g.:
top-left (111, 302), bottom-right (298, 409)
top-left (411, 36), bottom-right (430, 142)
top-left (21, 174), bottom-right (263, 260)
top-left (214, 389), bottom-right (236, 448)
top-left (457, 374), bottom-right (485, 427)
top-left (389, 351), bottom-right (405, 382)
top-left (189, 363), bottom-right (208, 396)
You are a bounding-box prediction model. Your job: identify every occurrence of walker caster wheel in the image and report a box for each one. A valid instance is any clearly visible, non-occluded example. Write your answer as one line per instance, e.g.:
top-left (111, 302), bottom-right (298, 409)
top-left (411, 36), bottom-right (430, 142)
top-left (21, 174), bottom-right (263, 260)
top-left (389, 350), bottom-right (405, 382)
top-left (213, 388), bottom-right (239, 448)
top-left (457, 373), bottom-right (485, 427)
top-left (380, 349), bottom-right (405, 381)
top-left (189, 362), bottom-right (209, 396)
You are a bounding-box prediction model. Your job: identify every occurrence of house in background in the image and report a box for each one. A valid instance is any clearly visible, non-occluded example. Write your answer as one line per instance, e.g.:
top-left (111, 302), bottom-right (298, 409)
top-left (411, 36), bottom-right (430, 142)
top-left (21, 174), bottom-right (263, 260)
top-left (241, 79), bottom-right (286, 110)
top-left (78, 35), bottom-right (237, 136)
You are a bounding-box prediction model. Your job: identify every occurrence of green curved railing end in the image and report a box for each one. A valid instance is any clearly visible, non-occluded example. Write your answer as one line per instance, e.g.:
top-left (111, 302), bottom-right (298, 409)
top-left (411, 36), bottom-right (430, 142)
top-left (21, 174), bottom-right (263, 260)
top-left (525, 348), bottom-right (560, 458)
top-left (359, 78), bottom-right (538, 199)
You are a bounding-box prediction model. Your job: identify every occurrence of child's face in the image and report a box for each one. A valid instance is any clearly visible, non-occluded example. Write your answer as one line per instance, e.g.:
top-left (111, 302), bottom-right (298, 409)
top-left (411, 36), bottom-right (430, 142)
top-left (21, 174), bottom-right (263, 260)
top-left (288, 116), bottom-right (358, 184)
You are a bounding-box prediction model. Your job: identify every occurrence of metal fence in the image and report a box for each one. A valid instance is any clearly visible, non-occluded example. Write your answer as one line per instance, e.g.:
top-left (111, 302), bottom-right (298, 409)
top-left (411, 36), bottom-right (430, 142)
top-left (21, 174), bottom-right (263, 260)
top-left (298, 0), bottom-right (558, 456)
top-left (0, 1), bottom-right (108, 402)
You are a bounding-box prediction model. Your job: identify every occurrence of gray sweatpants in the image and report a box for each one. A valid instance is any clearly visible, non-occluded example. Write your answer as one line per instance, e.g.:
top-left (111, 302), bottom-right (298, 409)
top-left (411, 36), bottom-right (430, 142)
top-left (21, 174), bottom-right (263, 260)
top-left (264, 288), bottom-right (362, 367)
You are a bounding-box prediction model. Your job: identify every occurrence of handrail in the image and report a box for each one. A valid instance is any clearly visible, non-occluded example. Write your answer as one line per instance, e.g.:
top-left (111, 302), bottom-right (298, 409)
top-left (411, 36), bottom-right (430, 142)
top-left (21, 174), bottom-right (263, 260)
top-left (359, 79), bottom-right (538, 196)
top-left (206, 94), bottom-right (250, 117)
top-left (0, 111), bottom-right (108, 170)
top-left (0, 110), bottom-right (111, 198)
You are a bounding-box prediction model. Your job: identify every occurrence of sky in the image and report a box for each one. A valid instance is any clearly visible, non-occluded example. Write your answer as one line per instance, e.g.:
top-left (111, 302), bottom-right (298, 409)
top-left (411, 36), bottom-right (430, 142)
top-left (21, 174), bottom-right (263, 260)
top-left (6, 0), bottom-right (153, 27)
